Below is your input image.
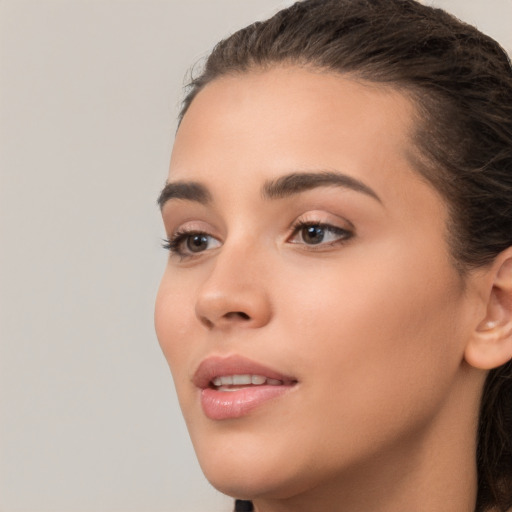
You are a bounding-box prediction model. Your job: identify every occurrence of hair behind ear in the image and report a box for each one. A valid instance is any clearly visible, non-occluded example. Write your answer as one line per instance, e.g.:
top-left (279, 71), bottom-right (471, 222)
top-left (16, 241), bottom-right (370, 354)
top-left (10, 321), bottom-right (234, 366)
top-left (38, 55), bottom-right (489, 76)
top-left (476, 361), bottom-right (512, 512)
top-left (466, 249), bottom-right (512, 511)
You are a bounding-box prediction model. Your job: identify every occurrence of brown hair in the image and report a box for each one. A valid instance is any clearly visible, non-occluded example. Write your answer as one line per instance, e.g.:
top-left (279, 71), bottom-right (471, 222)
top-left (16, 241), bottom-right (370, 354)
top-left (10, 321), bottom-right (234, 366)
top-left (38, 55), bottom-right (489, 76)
top-left (178, 1), bottom-right (512, 509)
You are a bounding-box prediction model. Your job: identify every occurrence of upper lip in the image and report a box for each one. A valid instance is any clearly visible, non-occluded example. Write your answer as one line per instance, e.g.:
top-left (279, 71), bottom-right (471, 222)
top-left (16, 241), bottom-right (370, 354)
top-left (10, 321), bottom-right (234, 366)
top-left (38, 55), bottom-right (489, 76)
top-left (193, 354), bottom-right (297, 389)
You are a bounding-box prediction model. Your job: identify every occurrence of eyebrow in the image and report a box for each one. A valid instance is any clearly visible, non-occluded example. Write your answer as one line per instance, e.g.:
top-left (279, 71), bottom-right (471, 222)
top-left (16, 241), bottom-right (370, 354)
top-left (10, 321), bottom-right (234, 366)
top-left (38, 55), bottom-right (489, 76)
top-left (158, 170), bottom-right (381, 209)
top-left (262, 171), bottom-right (382, 203)
top-left (157, 181), bottom-right (211, 209)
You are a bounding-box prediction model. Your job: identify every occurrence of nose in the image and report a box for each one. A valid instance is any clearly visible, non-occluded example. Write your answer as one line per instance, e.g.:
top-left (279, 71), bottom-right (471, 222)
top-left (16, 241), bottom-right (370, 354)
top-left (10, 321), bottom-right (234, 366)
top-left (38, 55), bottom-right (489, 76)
top-left (194, 246), bottom-right (272, 330)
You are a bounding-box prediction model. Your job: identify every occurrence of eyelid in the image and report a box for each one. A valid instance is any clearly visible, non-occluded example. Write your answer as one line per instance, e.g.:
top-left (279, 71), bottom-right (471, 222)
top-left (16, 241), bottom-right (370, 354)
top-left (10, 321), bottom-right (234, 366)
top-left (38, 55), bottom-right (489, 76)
top-left (163, 221), bottom-right (222, 259)
top-left (288, 222), bottom-right (353, 246)
top-left (162, 211), bottom-right (355, 258)
top-left (165, 219), bottom-right (220, 240)
top-left (288, 211), bottom-right (355, 232)
top-left (286, 211), bottom-right (355, 247)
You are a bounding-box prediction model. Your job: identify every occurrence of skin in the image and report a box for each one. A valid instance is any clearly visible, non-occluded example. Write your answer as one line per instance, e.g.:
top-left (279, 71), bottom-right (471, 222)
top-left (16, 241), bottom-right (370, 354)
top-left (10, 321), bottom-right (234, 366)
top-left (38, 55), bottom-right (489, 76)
top-left (155, 67), bottom-right (491, 512)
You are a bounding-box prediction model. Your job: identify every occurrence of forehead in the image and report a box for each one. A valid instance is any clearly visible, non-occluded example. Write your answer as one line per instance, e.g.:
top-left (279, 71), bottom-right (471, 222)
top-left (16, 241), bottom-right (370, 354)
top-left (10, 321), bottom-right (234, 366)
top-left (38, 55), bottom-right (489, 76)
top-left (167, 66), bottom-right (443, 222)
top-left (171, 67), bottom-right (418, 180)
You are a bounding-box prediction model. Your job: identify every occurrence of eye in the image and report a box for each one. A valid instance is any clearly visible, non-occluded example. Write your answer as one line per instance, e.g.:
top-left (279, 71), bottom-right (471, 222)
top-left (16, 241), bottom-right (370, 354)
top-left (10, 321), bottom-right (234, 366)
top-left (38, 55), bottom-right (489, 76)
top-left (288, 222), bottom-right (353, 247)
top-left (163, 230), bottom-right (221, 257)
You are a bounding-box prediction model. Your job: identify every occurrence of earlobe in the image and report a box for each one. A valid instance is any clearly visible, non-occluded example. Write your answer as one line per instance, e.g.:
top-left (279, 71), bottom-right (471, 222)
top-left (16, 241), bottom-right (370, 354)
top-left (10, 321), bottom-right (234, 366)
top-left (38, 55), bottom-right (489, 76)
top-left (464, 249), bottom-right (512, 371)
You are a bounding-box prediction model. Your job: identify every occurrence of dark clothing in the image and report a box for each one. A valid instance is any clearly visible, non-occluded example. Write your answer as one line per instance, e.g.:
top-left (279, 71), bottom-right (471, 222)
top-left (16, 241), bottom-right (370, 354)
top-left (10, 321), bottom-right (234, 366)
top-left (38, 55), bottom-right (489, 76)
top-left (234, 499), bottom-right (254, 511)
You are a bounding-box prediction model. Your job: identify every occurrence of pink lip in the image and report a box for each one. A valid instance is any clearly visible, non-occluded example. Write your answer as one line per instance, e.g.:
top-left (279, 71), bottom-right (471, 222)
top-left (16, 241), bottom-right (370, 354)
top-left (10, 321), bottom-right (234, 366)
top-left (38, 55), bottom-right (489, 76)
top-left (193, 355), bottom-right (297, 420)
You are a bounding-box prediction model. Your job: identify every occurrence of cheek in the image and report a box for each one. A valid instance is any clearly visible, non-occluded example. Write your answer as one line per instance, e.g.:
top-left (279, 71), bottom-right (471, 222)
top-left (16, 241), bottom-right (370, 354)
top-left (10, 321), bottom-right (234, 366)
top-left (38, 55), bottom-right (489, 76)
top-left (285, 234), bottom-right (464, 349)
top-left (276, 245), bottom-right (467, 431)
top-left (154, 270), bottom-right (196, 377)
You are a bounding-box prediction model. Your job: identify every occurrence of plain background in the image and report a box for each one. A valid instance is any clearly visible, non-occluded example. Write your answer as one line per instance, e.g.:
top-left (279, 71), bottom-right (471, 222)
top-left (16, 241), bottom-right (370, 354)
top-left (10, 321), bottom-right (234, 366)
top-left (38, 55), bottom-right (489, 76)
top-left (1, 1), bottom-right (511, 511)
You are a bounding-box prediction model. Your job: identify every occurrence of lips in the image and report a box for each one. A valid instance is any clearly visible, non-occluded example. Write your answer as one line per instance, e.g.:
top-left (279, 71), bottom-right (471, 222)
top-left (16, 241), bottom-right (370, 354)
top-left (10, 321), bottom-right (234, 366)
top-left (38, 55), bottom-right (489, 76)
top-left (193, 355), bottom-right (297, 420)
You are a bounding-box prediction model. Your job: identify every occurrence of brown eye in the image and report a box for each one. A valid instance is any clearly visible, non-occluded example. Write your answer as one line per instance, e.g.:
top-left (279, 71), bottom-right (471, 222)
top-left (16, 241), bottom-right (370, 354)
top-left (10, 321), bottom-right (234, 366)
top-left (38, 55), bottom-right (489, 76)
top-left (301, 225), bottom-right (325, 245)
top-left (187, 234), bottom-right (210, 253)
top-left (164, 230), bottom-right (222, 257)
top-left (288, 222), bottom-right (353, 247)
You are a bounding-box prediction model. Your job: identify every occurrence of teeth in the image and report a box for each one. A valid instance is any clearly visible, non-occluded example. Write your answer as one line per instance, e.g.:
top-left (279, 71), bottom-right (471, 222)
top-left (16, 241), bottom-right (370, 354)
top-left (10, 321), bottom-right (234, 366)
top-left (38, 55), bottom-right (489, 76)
top-left (211, 374), bottom-right (283, 388)
top-left (233, 375), bottom-right (252, 385)
top-left (251, 375), bottom-right (266, 385)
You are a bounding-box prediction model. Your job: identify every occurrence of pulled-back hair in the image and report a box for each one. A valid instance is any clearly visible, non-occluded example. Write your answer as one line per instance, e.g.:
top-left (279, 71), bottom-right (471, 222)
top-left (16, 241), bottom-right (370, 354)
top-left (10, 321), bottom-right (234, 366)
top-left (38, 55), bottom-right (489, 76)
top-left (179, 1), bottom-right (512, 510)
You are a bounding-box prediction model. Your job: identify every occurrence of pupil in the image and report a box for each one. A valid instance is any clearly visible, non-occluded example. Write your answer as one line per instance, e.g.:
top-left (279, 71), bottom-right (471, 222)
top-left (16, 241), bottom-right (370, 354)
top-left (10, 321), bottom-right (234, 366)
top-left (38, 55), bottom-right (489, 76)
top-left (303, 225), bottom-right (324, 244)
top-left (187, 234), bottom-right (208, 252)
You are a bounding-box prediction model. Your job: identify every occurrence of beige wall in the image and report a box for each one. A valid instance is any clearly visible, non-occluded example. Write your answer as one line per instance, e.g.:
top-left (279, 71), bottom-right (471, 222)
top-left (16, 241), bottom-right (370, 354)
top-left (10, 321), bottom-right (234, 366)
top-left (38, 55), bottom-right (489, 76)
top-left (1, 1), bottom-right (510, 511)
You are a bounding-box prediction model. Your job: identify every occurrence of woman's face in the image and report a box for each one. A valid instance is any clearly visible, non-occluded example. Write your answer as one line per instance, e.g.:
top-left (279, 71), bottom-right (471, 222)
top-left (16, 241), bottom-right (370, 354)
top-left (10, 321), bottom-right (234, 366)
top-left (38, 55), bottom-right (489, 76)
top-left (155, 68), bottom-right (481, 502)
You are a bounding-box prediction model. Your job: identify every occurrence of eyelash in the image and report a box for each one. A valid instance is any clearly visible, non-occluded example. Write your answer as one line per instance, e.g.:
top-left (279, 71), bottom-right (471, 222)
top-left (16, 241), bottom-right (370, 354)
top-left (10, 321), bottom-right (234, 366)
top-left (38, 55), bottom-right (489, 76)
top-left (162, 221), bottom-right (354, 258)
top-left (289, 220), bottom-right (354, 247)
top-left (161, 229), bottom-right (212, 254)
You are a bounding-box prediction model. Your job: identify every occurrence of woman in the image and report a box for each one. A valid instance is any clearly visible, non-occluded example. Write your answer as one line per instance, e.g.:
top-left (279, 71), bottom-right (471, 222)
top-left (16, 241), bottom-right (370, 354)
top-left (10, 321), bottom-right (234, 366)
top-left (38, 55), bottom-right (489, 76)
top-left (155, 0), bottom-right (512, 510)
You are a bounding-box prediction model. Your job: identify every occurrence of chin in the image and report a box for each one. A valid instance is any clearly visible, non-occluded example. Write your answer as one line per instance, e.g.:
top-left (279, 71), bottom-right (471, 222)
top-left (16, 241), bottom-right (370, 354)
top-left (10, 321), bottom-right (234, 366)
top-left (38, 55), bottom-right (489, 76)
top-left (192, 436), bottom-right (301, 500)
top-left (204, 466), bottom-right (305, 502)
top-left (195, 437), bottom-right (329, 503)
top-left (206, 472), bottom-right (276, 501)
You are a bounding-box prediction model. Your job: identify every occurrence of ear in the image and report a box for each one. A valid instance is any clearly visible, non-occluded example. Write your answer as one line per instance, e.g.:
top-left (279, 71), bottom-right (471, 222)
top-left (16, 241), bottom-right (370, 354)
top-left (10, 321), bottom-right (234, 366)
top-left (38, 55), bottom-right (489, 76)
top-left (464, 248), bottom-right (512, 370)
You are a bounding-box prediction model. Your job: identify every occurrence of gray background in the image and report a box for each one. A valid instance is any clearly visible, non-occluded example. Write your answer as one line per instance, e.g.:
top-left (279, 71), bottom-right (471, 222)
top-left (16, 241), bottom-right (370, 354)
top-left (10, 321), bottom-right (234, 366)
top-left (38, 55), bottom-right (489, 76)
top-left (1, 1), bottom-right (511, 511)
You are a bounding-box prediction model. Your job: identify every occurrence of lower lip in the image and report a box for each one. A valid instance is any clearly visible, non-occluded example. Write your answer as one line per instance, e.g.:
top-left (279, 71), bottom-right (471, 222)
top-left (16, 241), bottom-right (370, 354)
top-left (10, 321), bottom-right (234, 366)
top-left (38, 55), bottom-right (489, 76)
top-left (200, 385), bottom-right (293, 420)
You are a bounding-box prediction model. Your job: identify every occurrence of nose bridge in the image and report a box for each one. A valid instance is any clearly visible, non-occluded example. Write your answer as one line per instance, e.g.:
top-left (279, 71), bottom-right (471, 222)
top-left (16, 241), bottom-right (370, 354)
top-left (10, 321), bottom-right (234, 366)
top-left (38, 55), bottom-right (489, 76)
top-left (194, 235), bottom-right (272, 329)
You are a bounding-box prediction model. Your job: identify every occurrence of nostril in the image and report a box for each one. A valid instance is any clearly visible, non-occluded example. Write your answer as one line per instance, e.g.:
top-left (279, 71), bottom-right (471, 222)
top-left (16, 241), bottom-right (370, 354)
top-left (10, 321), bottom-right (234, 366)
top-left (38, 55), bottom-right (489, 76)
top-left (226, 311), bottom-right (251, 320)
top-left (200, 311), bottom-right (251, 329)
top-left (200, 316), bottom-right (214, 329)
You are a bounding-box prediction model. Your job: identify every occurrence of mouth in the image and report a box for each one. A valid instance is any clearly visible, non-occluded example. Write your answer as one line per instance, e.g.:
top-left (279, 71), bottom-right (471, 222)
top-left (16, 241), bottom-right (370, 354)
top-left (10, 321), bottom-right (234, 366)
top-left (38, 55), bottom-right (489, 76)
top-left (210, 374), bottom-right (294, 391)
top-left (193, 355), bottom-right (298, 420)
